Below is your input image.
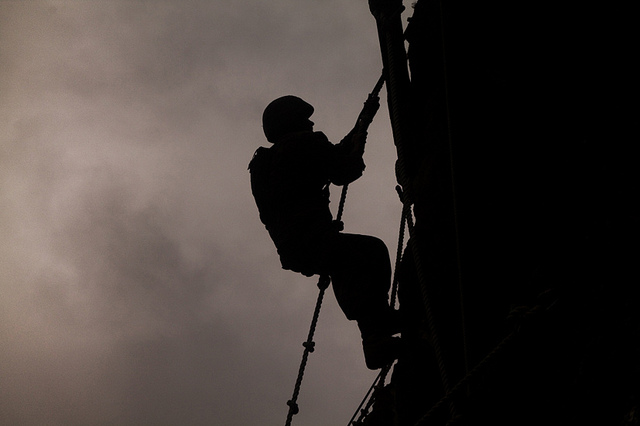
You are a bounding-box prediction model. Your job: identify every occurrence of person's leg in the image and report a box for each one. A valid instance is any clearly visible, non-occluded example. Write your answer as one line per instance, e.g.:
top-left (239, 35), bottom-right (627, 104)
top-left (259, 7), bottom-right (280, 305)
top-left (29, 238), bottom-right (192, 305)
top-left (327, 233), bottom-right (401, 369)
top-left (328, 233), bottom-right (392, 320)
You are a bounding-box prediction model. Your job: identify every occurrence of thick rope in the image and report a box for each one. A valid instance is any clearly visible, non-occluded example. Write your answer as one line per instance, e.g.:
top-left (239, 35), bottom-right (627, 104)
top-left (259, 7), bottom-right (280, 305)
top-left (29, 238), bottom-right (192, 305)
top-left (383, 27), bottom-right (412, 195)
top-left (399, 187), bottom-right (456, 419)
top-left (390, 186), bottom-right (409, 309)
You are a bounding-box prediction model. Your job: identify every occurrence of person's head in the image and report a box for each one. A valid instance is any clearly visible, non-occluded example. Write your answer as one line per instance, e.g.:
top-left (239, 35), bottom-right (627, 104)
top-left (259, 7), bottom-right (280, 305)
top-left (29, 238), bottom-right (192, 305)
top-left (262, 95), bottom-right (314, 143)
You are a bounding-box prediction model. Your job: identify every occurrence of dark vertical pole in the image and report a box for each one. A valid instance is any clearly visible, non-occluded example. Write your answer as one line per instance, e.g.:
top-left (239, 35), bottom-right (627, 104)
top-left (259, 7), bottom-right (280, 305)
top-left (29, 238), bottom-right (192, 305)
top-left (369, 0), bottom-right (459, 421)
top-left (368, 0), bottom-right (415, 191)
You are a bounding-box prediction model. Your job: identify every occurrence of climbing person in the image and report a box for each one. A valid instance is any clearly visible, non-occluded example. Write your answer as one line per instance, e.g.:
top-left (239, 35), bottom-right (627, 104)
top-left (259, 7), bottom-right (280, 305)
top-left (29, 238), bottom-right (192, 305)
top-left (249, 94), bottom-right (400, 369)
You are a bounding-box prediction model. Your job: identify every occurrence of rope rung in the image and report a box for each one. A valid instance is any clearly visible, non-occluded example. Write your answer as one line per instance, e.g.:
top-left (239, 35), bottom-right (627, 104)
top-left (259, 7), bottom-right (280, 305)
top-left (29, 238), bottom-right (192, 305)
top-left (317, 275), bottom-right (330, 290)
top-left (287, 400), bottom-right (299, 415)
top-left (302, 341), bottom-right (315, 352)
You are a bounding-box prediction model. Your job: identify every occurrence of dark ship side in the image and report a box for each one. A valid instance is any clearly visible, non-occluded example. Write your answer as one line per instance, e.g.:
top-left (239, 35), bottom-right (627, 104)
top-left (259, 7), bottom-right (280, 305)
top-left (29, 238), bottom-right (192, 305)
top-left (357, 0), bottom-right (638, 424)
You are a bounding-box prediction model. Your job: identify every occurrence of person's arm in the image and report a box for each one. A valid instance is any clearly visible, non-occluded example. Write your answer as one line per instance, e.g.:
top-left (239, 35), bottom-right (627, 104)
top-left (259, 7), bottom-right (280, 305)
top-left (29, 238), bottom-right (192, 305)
top-left (329, 130), bottom-right (366, 186)
top-left (329, 96), bottom-right (380, 185)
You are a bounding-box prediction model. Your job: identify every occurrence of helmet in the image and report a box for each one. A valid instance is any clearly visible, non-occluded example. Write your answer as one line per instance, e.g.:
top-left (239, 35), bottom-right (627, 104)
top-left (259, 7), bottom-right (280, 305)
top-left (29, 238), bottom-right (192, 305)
top-left (262, 95), bottom-right (314, 142)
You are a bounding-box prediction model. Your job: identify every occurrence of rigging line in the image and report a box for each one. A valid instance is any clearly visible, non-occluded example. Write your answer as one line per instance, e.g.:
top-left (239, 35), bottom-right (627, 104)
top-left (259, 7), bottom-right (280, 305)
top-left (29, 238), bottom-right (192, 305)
top-left (284, 276), bottom-right (331, 426)
top-left (390, 189), bottom-right (409, 309)
top-left (438, 0), bottom-right (469, 377)
top-left (403, 192), bottom-right (457, 419)
top-left (336, 184), bottom-right (348, 223)
top-left (347, 364), bottom-right (393, 426)
top-left (413, 302), bottom-right (550, 426)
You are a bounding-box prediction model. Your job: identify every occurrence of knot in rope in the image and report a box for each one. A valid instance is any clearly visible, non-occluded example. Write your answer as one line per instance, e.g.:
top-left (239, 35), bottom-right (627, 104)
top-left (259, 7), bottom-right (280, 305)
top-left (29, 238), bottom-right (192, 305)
top-left (317, 275), bottom-right (330, 291)
top-left (284, 274), bottom-right (330, 426)
top-left (395, 184), bottom-right (414, 210)
top-left (332, 220), bottom-right (345, 232)
top-left (286, 400), bottom-right (299, 415)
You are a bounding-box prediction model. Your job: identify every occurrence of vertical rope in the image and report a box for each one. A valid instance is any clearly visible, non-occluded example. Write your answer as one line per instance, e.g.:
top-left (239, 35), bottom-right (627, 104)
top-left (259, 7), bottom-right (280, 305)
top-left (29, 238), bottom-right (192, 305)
top-left (285, 275), bottom-right (331, 426)
top-left (390, 190), bottom-right (409, 309)
top-left (336, 184), bottom-right (349, 224)
top-left (400, 189), bottom-right (456, 418)
top-left (347, 363), bottom-right (393, 426)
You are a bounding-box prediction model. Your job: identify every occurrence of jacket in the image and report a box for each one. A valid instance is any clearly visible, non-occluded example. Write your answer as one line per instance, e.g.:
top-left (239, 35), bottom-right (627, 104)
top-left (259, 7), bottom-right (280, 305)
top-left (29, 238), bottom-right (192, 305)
top-left (249, 129), bottom-right (365, 273)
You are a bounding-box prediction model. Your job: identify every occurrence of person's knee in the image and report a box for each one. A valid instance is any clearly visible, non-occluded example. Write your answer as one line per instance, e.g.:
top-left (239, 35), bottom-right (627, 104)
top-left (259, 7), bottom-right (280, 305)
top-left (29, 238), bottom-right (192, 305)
top-left (363, 235), bottom-right (390, 265)
top-left (332, 233), bottom-right (391, 275)
top-left (372, 236), bottom-right (390, 257)
top-left (349, 234), bottom-right (388, 254)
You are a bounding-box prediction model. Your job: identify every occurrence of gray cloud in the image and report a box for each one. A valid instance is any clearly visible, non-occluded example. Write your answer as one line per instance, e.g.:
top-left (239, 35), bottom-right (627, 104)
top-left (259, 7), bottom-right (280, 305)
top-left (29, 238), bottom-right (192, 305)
top-left (1, 1), bottom-right (401, 424)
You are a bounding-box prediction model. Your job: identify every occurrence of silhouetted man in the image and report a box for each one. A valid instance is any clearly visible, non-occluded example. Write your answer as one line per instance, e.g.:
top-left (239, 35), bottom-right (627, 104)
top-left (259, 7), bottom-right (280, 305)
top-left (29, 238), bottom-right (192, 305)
top-left (249, 95), bottom-right (399, 369)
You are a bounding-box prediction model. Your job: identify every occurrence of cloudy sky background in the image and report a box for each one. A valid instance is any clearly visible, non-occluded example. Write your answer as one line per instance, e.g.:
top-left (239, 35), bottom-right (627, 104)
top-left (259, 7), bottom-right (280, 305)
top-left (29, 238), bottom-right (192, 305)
top-left (1, 1), bottom-right (407, 424)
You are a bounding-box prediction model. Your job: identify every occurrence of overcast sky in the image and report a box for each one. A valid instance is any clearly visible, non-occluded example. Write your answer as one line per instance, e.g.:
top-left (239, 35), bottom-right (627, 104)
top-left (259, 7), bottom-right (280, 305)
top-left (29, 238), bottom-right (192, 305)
top-left (1, 1), bottom-right (407, 425)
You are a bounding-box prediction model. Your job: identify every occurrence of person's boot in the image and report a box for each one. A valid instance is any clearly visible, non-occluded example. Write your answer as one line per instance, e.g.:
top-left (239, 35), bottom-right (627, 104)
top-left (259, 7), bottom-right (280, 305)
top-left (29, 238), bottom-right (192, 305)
top-left (361, 335), bottom-right (402, 370)
top-left (358, 317), bottom-right (402, 370)
top-left (388, 308), bottom-right (403, 336)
